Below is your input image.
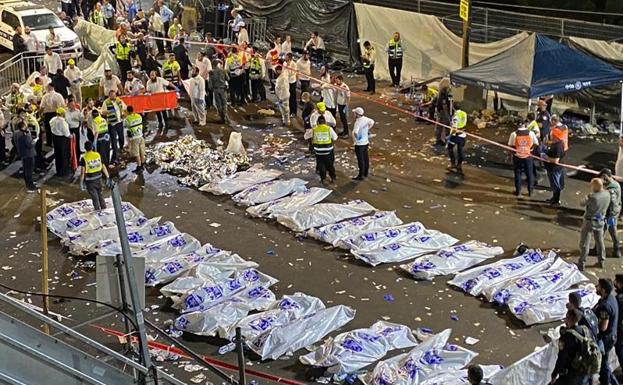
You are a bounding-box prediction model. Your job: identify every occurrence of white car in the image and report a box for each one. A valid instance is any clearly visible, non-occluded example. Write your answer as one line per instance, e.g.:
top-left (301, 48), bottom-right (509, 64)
top-left (0, 1), bottom-right (82, 58)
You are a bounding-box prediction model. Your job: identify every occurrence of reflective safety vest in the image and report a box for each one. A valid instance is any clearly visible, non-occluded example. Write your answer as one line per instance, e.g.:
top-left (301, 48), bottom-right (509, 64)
top-left (362, 48), bottom-right (375, 68)
top-left (103, 98), bottom-right (123, 124)
top-left (452, 109), bottom-right (467, 129)
top-left (168, 24), bottom-right (180, 39)
top-left (514, 130), bottom-right (533, 159)
top-left (8, 92), bottom-right (24, 113)
top-left (125, 113), bottom-right (143, 138)
top-left (312, 124), bottom-right (333, 155)
top-left (83, 150), bottom-right (103, 175)
top-left (388, 38), bottom-right (403, 60)
top-left (90, 10), bottom-right (103, 26)
top-left (551, 124), bottom-right (569, 152)
top-left (249, 58), bottom-right (262, 79)
top-left (115, 42), bottom-right (132, 60)
top-left (163, 60), bottom-right (180, 82)
top-left (226, 54), bottom-right (242, 77)
top-left (93, 115), bottom-right (109, 135)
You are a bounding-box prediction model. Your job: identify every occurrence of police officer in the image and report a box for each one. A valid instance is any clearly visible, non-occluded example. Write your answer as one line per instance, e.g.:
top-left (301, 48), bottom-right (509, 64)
top-left (594, 278), bottom-right (619, 385)
top-left (163, 53), bottom-right (181, 86)
top-left (304, 115), bottom-right (338, 184)
top-left (599, 168), bottom-right (621, 258)
top-left (124, 106), bottom-right (145, 172)
top-left (115, 35), bottom-right (132, 83)
top-left (225, 47), bottom-right (245, 106)
top-left (208, 59), bottom-right (229, 123)
top-left (447, 105), bottom-right (467, 172)
top-left (92, 110), bottom-right (111, 166)
top-left (549, 309), bottom-right (592, 385)
top-left (361, 41), bottom-right (375, 95)
top-left (386, 32), bottom-right (403, 88)
top-left (249, 52), bottom-right (265, 102)
top-left (79, 141), bottom-right (111, 211)
top-left (578, 178), bottom-right (610, 270)
top-left (101, 90), bottom-right (125, 164)
top-left (507, 122), bottom-right (538, 196)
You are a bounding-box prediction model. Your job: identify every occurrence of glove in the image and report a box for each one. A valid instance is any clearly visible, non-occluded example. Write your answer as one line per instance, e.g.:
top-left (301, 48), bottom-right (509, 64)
top-left (80, 181), bottom-right (85, 191)
top-left (607, 216), bottom-right (616, 227)
top-left (106, 178), bottom-right (114, 188)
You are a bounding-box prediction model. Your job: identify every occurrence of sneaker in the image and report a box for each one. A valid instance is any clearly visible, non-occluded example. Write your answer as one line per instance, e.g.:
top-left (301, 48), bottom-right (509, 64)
top-left (352, 176), bottom-right (364, 181)
top-left (597, 260), bottom-right (605, 269)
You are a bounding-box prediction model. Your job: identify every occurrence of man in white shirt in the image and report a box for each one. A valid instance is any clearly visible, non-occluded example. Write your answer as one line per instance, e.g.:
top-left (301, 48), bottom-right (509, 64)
top-left (309, 101), bottom-right (336, 128)
top-left (65, 98), bottom-right (83, 155)
top-left (40, 83), bottom-right (66, 146)
top-left (281, 35), bottom-right (292, 55)
top-left (43, 46), bottom-right (63, 76)
top-left (284, 53), bottom-right (298, 117)
top-left (124, 71), bottom-right (145, 96)
top-left (99, 67), bottom-right (123, 98)
top-left (50, 107), bottom-right (71, 177)
top-left (145, 70), bottom-right (173, 130)
top-left (23, 27), bottom-right (39, 73)
top-left (274, 65), bottom-right (290, 126)
top-left (296, 51), bottom-right (311, 94)
top-left (64, 58), bottom-right (83, 105)
top-left (195, 51), bottom-right (212, 108)
top-left (304, 31), bottom-right (325, 64)
top-left (188, 66), bottom-right (206, 126)
top-left (351, 107), bottom-right (375, 180)
top-left (335, 75), bottom-right (351, 137)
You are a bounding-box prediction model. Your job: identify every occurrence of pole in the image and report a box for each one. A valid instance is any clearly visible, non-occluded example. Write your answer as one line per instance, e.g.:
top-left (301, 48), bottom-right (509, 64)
top-left (111, 185), bottom-right (157, 385)
top-left (40, 187), bottom-right (49, 335)
top-left (235, 327), bottom-right (246, 385)
top-left (461, 0), bottom-right (473, 68)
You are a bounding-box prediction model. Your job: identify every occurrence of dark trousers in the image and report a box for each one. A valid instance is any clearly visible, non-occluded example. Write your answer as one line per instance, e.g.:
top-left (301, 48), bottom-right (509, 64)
top-left (44, 112), bottom-right (55, 146)
top-left (96, 135), bottom-right (110, 166)
top-left (435, 110), bottom-right (450, 143)
top-left (268, 69), bottom-right (275, 91)
top-left (243, 69), bottom-right (250, 101)
top-left (108, 122), bottom-right (123, 162)
top-left (600, 340), bottom-right (619, 385)
top-left (552, 374), bottom-right (589, 385)
top-left (86, 178), bottom-right (106, 210)
top-left (35, 133), bottom-right (45, 169)
top-left (22, 156), bottom-right (35, 189)
top-left (355, 144), bottom-right (369, 178)
top-left (546, 166), bottom-right (564, 204)
top-left (0, 133), bottom-right (5, 163)
top-left (310, 48), bottom-right (324, 65)
top-left (338, 104), bottom-right (348, 135)
top-left (364, 65), bottom-right (375, 92)
top-left (214, 89), bottom-right (228, 122)
top-left (52, 134), bottom-right (70, 176)
top-left (251, 78), bottom-right (265, 101)
top-left (327, 107), bottom-right (337, 121)
top-left (156, 111), bottom-right (167, 128)
top-left (606, 218), bottom-right (620, 252)
top-left (512, 156), bottom-right (534, 194)
top-left (163, 21), bottom-right (171, 50)
top-left (289, 82), bottom-right (297, 116)
top-left (154, 32), bottom-right (165, 55)
top-left (388, 58), bottom-right (402, 86)
top-left (315, 151), bottom-right (336, 182)
top-left (118, 60), bottom-right (131, 82)
top-left (61, 1), bottom-right (76, 18)
top-left (229, 75), bottom-right (244, 105)
top-left (300, 80), bottom-right (310, 95)
top-left (205, 79), bottom-right (213, 108)
top-left (447, 136), bottom-right (465, 167)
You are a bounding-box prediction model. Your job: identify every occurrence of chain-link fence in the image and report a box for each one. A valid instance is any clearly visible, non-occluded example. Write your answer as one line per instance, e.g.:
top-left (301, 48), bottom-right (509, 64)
top-left (359, 0), bottom-right (623, 43)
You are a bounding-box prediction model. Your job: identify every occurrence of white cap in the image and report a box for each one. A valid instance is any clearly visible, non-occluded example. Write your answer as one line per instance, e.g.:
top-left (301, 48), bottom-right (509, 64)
top-left (352, 107), bottom-right (364, 116)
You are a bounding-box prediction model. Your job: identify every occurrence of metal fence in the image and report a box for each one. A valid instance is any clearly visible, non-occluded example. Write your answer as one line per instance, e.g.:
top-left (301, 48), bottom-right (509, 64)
top-left (0, 53), bottom-right (46, 95)
top-left (225, 17), bottom-right (268, 44)
top-left (360, 0), bottom-right (623, 43)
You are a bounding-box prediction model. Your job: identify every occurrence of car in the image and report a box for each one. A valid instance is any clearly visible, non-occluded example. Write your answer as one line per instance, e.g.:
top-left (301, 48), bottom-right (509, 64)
top-left (0, 0), bottom-right (82, 58)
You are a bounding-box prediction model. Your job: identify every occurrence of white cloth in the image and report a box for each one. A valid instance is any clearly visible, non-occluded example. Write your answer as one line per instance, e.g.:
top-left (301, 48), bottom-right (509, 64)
top-left (275, 73), bottom-right (290, 101)
top-left (281, 40), bottom-right (292, 54)
top-left (320, 75), bottom-right (336, 108)
top-left (335, 83), bottom-right (350, 106)
top-left (40, 91), bottom-right (65, 113)
top-left (24, 33), bottom-right (38, 51)
top-left (99, 75), bottom-right (122, 96)
top-left (64, 67), bottom-right (82, 85)
top-left (309, 110), bottom-right (336, 128)
top-left (150, 12), bottom-right (165, 34)
top-left (285, 60), bottom-right (297, 83)
top-left (65, 109), bottom-right (82, 129)
top-left (195, 57), bottom-right (212, 80)
top-left (124, 78), bottom-right (144, 95)
top-left (146, 77), bottom-right (170, 93)
top-left (305, 36), bottom-right (325, 50)
top-left (50, 116), bottom-right (70, 137)
top-left (46, 33), bottom-right (61, 48)
top-left (296, 58), bottom-right (311, 81)
top-left (352, 115), bottom-right (374, 145)
top-left (43, 53), bottom-right (63, 75)
top-left (189, 75), bottom-right (206, 100)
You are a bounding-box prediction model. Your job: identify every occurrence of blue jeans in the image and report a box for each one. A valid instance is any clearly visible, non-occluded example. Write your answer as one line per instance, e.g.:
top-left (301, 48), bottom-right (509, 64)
top-left (546, 166), bottom-right (564, 203)
top-left (600, 339), bottom-right (619, 385)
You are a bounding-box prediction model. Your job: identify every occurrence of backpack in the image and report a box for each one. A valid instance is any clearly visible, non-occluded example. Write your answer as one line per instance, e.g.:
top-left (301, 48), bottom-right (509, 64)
top-left (581, 308), bottom-right (599, 339)
top-left (566, 325), bottom-right (602, 375)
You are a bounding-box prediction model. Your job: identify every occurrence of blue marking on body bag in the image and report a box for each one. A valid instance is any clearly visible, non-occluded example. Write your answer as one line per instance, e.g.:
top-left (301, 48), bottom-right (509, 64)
top-left (247, 286), bottom-right (267, 298)
top-left (202, 285), bottom-right (224, 301)
top-left (385, 243), bottom-right (401, 251)
top-left (386, 229), bottom-right (400, 238)
top-left (417, 236), bottom-right (431, 242)
top-left (227, 278), bottom-right (243, 291)
top-left (67, 218), bottom-right (86, 229)
top-left (137, 216), bottom-right (148, 225)
top-left (402, 358), bottom-right (419, 379)
top-left (437, 250), bottom-right (455, 259)
top-left (421, 350), bottom-right (443, 365)
top-left (278, 297), bottom-right (301, 310)
top-left (513, 301), bottom-right (530, 314)
top-left (356, 331), bottom-right (382, 342)
top-left (504, 262), bottom-right (524, 271)
top-left (168, 235), bottom-right (187, 248)
top-left (407, 224), bottom-right (422, 233)
top-left (175, 316), bottom-right (190, 329)
top-left (164, 262), bottom-right (184, 274)
top-left (516, 277), bottom-right (540, 291)
top-left (411, 261), bottom-right (436, 272)
top-left (151, 225), bottom-right (172, 237)
top-left (58, 206), bottom-right (75, 217)
top-left (445, 344), bottom-right (458, 351)
top-left (453, 244), bottom-right (471, 252)
top-left (544, 272), bottom-right (563, 283)
top-left (361, 232), bottom-right (377, 241)
top-left (351, 217), bottom-right (366, 226)
top-left (523, 251), bottom-right (545, 263)
top-left (340, 338), bottom-right (364, 352)
top-left (462, 279), bottom-right (478, 292)
top-left (250, 316), bottom-right (274, 331)
top-left (242, 269), bottom-right (260, 282)
top-left (483, 267), bottom-right (502, 279)
top-left (184, 293), bottom-right (205, 309)
top-left (127, 231), bottom-right (144, 243)
top-left (379, 326), bottom-right (402, 336)
top-left (148, 243), bottom-right (162, 251)
top-left (493, 289), bottom-right (511, 304)
top-left (144, 269), bottom-right (156, 284)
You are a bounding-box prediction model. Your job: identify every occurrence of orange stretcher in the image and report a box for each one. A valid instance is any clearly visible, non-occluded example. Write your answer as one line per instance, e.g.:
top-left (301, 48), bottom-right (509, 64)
top-left (119, 91), bottom-right (178, 113)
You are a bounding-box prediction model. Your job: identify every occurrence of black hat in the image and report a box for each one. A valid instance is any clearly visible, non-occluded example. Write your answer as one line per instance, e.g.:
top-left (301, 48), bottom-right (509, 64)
top-left (599, 168), bottom-right (612, 177)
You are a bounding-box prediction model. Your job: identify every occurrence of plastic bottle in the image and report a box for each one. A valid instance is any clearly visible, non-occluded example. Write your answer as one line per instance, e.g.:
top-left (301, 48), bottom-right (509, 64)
top-left (217, 342), bottom-right (236, 355)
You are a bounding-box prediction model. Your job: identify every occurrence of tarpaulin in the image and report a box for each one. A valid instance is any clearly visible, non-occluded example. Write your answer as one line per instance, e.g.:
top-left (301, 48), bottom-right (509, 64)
top-left (305, 211), bottom-right (403, 247)
top-left (448, 250), bottom-right (556, 297)
top-left (81, 45), bottom-right (120, 82)
top-left (351, 230), bottom-right (459, 266)
top-left (275, 200), bottom-right (376, 232)
top-left (507, 284), bottom-right (599, 326)
top-left (248, 305), bottom-right (356, 361)
top-left (246, 187), bottom-right (332, 218)
top-left (74, 19), bottom-right (115, 55)
top-left (487, 258), bottom-right (588, 305)
top-left (120, 92), bottom-right (178, 113)
top-left (489, 343), bottom-right (557, 385)
top-left (199, 167), bottom-right (283, 195)
top-left (400, 241), bottom-right (504, 281)
top-left (359, 329), bottom-right (478, 385)
top-left (354, 3), bottom-right (529, 82)
top-left (232, 178), bottom-right (308, 206)
top-left (418, 366), bottom-right (502, 385)
top-left (299, 321), bottom-right (418, 377)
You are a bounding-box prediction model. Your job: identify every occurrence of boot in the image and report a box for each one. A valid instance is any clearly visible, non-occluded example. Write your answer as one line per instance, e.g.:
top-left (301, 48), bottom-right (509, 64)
top-left (613, 246), bottom-right (621, 258)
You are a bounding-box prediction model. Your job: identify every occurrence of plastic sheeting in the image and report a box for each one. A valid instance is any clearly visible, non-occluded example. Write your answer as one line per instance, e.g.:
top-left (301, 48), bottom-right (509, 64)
top-left (359, 329), bottom-right (478, 385)
top-left (74, 19), bottom-right (115, 56)
top-left (199, 167), bottom-right (283, 195)
top-left (340, 222), bottom-right (426, 251)
top-left (489, 343), bottom-right (557, 385)
top-left (222, 292), bottom-right (325, 340)
top-left (47, 202), bottom-right (145, 238)
top-left (448, 250), bottom-right (556, 297)
top-left (248, 305), bottom-right (356, 360)
top-left (299, 321), bottom-right (418, 376)
top-left (232, 178), bottom-right (308, 206)
top-left (352, 230), bottom-right (459, 266)
top-left (246, 187), bottom-right (332, 218)
top-left (275, 200), bottom-right (377, 232)
top-left (96, 221), bottom-right (180, 257)
top-left (508, 284), bottom-right (599, 326)
top-left (354, 3), bottom-right (529, 82)
top-left (487, 258), bottom-right (589, 305)
top-left (305, 211), bottom-right (403, 247)
top-left (400, 241), bottom-right (504, 281)
top-left (131, 233), bottom-right (202, 263)
top-left (418, 366), bottom-right (502, 385)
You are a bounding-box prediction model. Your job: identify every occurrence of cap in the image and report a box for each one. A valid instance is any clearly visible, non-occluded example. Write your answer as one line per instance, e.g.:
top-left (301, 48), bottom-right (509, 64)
top-left (316, 102), bottom-right (326, 112)
top-left (352, 107), bottom-right (364, 115)
top-left (104, 66), bottom-right (112, 71)
top-left (599, 168), bottom-right (612, 177)
top-left (68, 58), bottom-right (75, 65)
top-left (56, 107), bottom-right (65, 115)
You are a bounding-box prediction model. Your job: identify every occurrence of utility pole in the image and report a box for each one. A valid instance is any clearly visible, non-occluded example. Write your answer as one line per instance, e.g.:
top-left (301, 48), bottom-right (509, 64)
top-left (460, 0), bottom-right (472, 68)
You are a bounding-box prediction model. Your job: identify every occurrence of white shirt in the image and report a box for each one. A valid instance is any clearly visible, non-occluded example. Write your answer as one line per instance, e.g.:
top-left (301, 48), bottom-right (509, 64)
top-left (150, 12), bottom-right (164, 34)
top-left (46, 33), bottom-right (61, 48)
top-left (281, 40), bottom-right (292, 54)
top-left (296, 58), bottom-right (311, 81)
top-left (64, 67), bottom-right (82, 86)
top-left (284, 60), bottom-right (297, 84)
top-left (43, 52), bottom-right (63, 75)
top-left (40, 91), bottom-right (65, 113)
top-left (309, 110), bottom-right (336, 128)
top-left (320, 75), bottom-right (336, 108)
top-left (24, 33), bottom-right (38, 51)
top-left (336, 83), bottom-right (350, 106)
top-left (507, 128), bottom-right (539, 147)
top-left (275, 72), bottom-right (290, 101)
top-left (195, 57), bottom-right (212, 80)
top-left (305, 36), bottom-right (325, 50)
top-left (146, 77), bottom-right (170, 93)
top-left (189, 75), bottom-right (206, 99)
top-left (40, 75), bottom-right (51, 87)
top-left (124, 78), bottom-right (144, 95)
top-left (353, 115), bottom-right (375, 146)
top-left (66, 109), bottom-right (82, 128)
top-left (99, 75), bottom-right (122, 96)
top-left (50, 116), bottom-right (70, 137)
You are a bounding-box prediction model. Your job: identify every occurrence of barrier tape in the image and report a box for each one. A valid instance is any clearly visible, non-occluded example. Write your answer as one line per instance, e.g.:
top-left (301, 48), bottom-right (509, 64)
top-left (91, 324), bottom-right (309, 385)
top-left (146, 35), bottom-right (608, 178)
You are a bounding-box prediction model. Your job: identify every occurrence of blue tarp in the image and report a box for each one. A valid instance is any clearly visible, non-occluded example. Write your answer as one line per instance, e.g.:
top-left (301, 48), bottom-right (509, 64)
top-left (450, 33), bottom-right (623, 98)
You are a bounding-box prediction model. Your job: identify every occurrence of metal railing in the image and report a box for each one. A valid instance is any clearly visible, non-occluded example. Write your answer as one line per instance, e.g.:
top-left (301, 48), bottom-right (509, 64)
top-left (226, 16), bottom-right (267, 44)
top-left (0, 53), bottom-right (46, 95)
